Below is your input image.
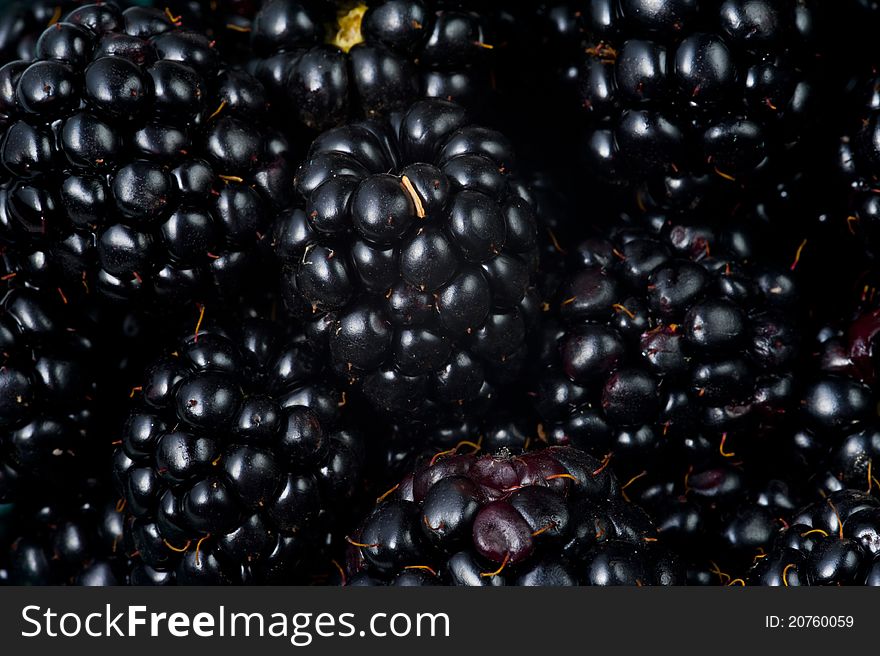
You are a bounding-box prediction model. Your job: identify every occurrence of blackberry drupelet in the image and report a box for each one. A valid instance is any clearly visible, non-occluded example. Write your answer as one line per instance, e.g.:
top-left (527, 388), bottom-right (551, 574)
top-left (0, 287), bottom-right (98, 503)
top-left (748, 490), bottom-right (880, 585)
top-left (0, 2), bottom-right (293, 306)
top-left (248, 0), bottom-right (494, 130)
top-left (4, 479), bottom-right (124, 585)
top-left (0, 1), bottom-right (83, 65)
top-left (532, 217), bottom-right (802, 478)
top-left (113, 315), bottom-right (366, 584)
top-left (545, 0), bottom-right (820, 211)
top-left (275, 99), bottom-right (540, 419)
top-left (346, 446), bottom-right (683, 585)
top-left (377, 397), bottom-right (545, 489)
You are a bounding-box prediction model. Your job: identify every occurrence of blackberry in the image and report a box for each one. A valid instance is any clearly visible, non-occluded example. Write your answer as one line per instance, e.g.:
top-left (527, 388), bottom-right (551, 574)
top-left (248, 0), bottom-right (494, 130)
top-left (788, 310), bottom-right (880, 491)
top-left (0, 287), bottom-right (98, 502)
top-left (377, 397), bottom-right (545, 490)
top-left (275, 99), bottom-right (540, 419)
top-left (3, 479), bottom-right (124, 585)
top-left (544, 0), bottom-right (820, 212)
top-left (346, 446), bottom-right (683, 585)
top-left (633, 465), bottom-right (801, 580)
top-left (836, 62), bottom-right (880, 256)
top-left (748, 490), bottom-right (880, 585)
top-left (113, 315), bottom-right (366, 584)
top-left (0, 3), bottom-right (293, 306)
top-left (532, 217), bottom-right (802, 478)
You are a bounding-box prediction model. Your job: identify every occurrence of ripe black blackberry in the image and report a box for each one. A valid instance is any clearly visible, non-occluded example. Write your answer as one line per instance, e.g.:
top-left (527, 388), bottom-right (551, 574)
top-left (4, 479), bottom-right (124, 585)
top-left (748, 490), bottom-right (880, 585)
top-left (0, 287), bottom-right (98, 503)
top-left (113, 315), bottom-right (366, 584)
top-left (248, 0), bottom-right (494, 130)
top-left (0, 2), bottom-right (293, 306)
top-left (787, 310), bottom-right (880, 492)
top-left (632, 464), bottom-right (802, 582)
top-left (544, 0), bottom-right (820, 211)
top-left (532, 217), bottom-right (802, 479)
top-left (274, 99), bottom-right (540, 419)
top-left (346, 446), bottom-right (683, 585)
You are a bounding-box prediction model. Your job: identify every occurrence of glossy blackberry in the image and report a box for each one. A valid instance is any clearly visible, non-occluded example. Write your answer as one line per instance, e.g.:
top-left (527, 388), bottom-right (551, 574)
top-left (787, 310), bottom-right (880, 491)
top-left (346, 446), bottom-right (683, 585)
top-left (3, 479), bottom-right (124, 585)
top-left (747, 490), bottom-right (880, 585)
top-left (248, 0), bottom-right (495, 130)
top-left (532, 217), bottom-right (802, 478)
top-left (543, 0), bottom-right (820, 212)
top-left (275, 99), bottom-right (540, 419)
top-left (113, 316), bottom-right (365, 584)
top-left (633, 464), bottom-right (801, 580)
top-left (0, 3), bottom-right (293, 306)
top-left (0, 287), bottom-right (98, 503)
top-left (0, 1), bottom-right (84, 65)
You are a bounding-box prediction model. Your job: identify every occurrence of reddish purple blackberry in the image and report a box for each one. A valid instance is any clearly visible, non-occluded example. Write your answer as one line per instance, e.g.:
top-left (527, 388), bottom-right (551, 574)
top-left (248, 0), bottom-right (495, 130)
top-left (632, 464), bottom-right (802, 582)
top-left (346, 446), bottom-right (682, 585)
top-left (0, 3), bottom-right (293, 307)
top-left (113, 315), bottom-right (365, 584)
top-left (274, 99), bottom-right (540, 419)
top-left (748, 490), bottom-right (880, 585)
top-left (532, 218), bottom-right (802, 477)
top-left (542, 0), bottom-right (820, 211)
top-left (375, 398), bottom-right (546, 494)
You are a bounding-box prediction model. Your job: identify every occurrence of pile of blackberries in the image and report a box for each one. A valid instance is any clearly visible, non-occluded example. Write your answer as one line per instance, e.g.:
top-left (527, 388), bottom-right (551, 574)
top-left (2, 0), bottom-right (880, 587)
